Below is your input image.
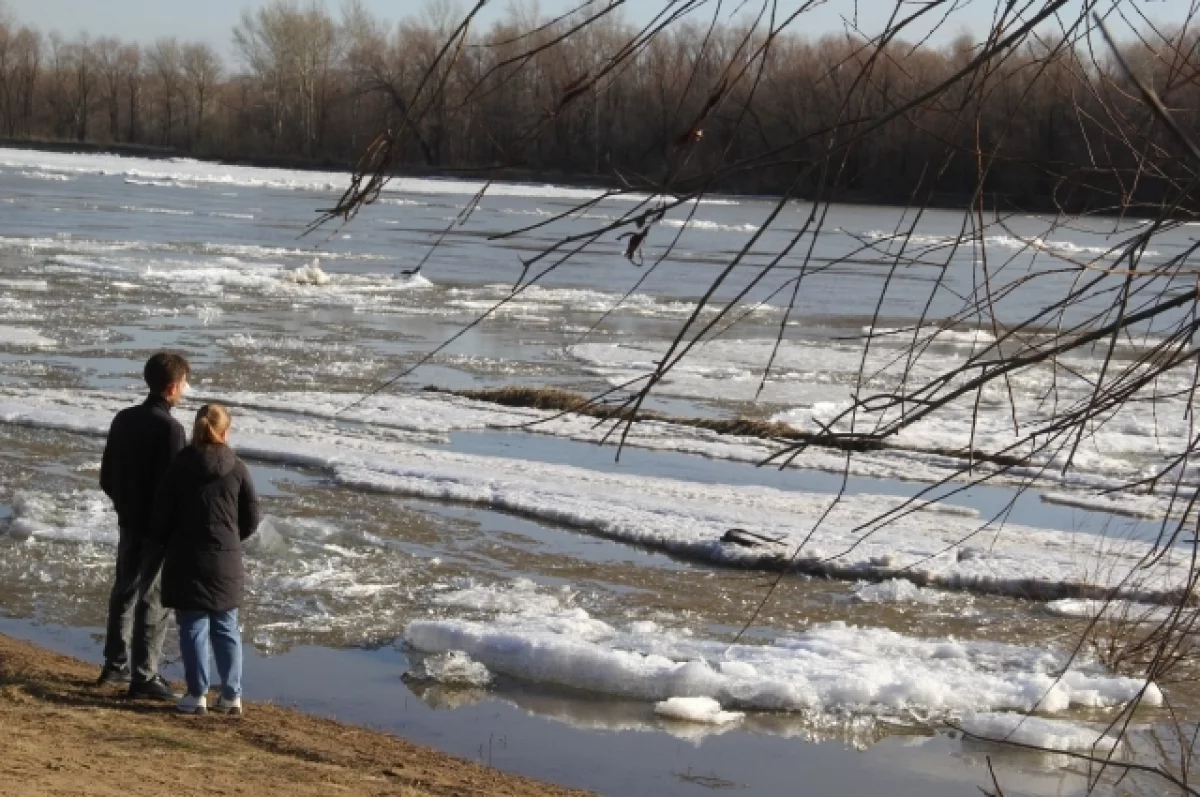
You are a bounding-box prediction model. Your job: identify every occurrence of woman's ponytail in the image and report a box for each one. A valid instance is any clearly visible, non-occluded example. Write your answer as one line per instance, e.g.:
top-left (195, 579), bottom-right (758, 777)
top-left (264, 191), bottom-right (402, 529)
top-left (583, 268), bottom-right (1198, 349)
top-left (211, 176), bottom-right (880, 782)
top-left (192, 403), bottom-right (231, 446)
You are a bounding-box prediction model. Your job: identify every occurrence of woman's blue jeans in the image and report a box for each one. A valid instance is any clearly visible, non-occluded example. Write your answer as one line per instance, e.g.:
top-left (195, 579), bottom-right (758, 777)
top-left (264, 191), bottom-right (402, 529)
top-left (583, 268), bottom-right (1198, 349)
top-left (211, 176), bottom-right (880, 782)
top-left (175, 608), bottom-right (242, 700)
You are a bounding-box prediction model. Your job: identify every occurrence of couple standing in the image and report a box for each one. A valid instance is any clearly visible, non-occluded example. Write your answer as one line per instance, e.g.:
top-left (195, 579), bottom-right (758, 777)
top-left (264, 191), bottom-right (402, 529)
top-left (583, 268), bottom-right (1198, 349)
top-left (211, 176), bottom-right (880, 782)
top-left (97, 352), bottom-right (260, 716)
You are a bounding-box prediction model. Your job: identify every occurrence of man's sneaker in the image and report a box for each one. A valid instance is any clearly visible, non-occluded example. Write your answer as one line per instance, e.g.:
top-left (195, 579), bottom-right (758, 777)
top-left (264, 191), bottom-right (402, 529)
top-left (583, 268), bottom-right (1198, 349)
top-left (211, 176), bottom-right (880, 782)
top-left (212, 694), bottom-right (243, 716)
top-left (96, 663), bottom-right (131, 686)
top-left (127, 675), bottom-right (181, 702)
top-left (176, 694), bottom-right (207, 715)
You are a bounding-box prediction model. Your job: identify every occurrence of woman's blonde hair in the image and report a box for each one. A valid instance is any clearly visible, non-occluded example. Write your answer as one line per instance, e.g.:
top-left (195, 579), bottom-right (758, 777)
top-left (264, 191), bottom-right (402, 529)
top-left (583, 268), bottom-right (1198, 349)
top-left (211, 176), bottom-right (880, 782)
top-left (193, 403), bottom-right (231, 446)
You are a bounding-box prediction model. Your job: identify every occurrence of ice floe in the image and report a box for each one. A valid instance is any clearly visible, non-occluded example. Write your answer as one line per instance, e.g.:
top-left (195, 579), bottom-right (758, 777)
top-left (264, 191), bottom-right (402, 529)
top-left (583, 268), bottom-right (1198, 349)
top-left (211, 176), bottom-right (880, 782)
top-left (1040, 490), bottom-right (1191, 521)
top-left (431, 578), bottom-right (568, 616)
top-left (0, 234), bottom-right (750, 320)
top-left (30, 250), bottom-right (430, 308)
top-left (8, 490), bottom-right (115, 544)
top-left (0, 148), bottom-right (738, 205)
top-left (406, 651), bottom-right (494, 688)
top-left (118, 205), bottom-right (194, 216)
top-left (0, 386), bottom-right (1189, 602)
top-left (959, 711), bottom-right (1121, 752)
top-left (4, 491), bottom-right (413, 648)
top-left (0, 279), bottom-right (50, 292)
top-left (568, 336), bottom-right (1197, 502)
top-left (654, 696), bottom-right (745, 725)
top-left (1043, 599), bottom-right (1178, 624)
top-left (660, 218), bottom-right (760, 234)
top-left (406, 602), bottom-right (1160, 716)
top-left (863, 229), bottom-right (1159, 260)
top-left (852, 579), bottom-right (947, 605)
top-left (0, 234), bottom-right (387, 263)
top-left (19, 170), bottom-right (73, 182)
top-left (289, 258), bottom-right (331, 286)
top-left (0, 325), bottom-right (56, 348)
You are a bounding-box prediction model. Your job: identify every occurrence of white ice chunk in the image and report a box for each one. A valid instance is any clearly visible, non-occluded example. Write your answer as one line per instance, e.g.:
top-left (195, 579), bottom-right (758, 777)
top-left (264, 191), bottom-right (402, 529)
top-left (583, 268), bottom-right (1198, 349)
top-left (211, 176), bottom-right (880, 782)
top-left (432, 578), bottom-right (565, 615)
top-left (406, 607), bottom-right (1161, 716)
top-left (1044, 599), bottom-right (1177, 624)
top-left (290, 258), bottom-right (331, 286)
top-left (244, 516), bottom-right (290, 555)
top-left (853, 579), bottom-right (945, 605)
top-left (0, 147), bottom-right (737, 204)
top-left (9, 490), bottom-right (115, 544)
top-left (407, 651), bottom-right (493, 688)
top-left (654, 696), bottom-right (744, 725)
top-left (959, 711), bottom-right (1121, 752)
top-left (0, 325), bottom-right (56, 348)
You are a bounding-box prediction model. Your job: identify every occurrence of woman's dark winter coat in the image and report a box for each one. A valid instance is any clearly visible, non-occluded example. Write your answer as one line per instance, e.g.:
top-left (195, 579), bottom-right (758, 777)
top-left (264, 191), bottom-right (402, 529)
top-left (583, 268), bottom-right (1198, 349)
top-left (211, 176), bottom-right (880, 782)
top-left (154, 442), bottom-right (260, 613)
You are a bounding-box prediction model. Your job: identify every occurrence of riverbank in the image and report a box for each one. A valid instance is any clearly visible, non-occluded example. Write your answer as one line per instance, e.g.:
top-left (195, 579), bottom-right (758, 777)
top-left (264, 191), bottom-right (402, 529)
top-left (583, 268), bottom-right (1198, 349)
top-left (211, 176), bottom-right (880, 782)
top-left (0, 136), bottom-right (1112, 214)
top-left (0, 633), bottom-right (590, 797)
top-left (0, 137), bottom-right (621, 195)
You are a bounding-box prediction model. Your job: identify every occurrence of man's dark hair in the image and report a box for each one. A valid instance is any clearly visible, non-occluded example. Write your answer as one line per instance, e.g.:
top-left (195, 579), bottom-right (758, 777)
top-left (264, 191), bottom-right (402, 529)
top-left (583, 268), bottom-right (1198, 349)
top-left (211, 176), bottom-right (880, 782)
top-left (143, 352), bottom-right (191, 395)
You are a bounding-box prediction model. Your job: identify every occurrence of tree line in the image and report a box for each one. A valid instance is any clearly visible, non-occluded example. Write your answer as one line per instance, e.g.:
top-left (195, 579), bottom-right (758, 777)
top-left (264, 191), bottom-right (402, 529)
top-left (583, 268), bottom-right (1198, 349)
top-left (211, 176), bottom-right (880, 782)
top-left (0, 0), bottom-right (1194, 210)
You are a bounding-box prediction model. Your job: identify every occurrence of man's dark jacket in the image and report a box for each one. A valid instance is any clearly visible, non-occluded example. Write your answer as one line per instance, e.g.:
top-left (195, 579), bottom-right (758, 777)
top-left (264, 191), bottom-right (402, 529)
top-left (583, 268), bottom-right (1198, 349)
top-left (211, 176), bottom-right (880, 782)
top-left (155, 443), bottom-right (261, 613)
top-left (100, 395), bottom-right (187, 534)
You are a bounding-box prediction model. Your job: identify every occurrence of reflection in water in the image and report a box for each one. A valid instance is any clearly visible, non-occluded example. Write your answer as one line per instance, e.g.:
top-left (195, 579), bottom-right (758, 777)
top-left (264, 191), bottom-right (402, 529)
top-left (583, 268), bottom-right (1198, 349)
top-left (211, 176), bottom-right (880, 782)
top-left (401, 674), bottom-right (1150, 796)
top-left (402, 663), bottom-right (1181, 797)
top-left (405, 673), bottom-right (932, 749)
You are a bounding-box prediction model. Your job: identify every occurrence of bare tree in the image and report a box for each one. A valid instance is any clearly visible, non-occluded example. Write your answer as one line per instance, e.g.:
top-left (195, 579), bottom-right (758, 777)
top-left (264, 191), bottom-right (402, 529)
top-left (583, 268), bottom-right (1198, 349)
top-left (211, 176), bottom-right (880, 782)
top-left (93, 37), bottom-right (123, 141)
top-left (69, 37), bottom-right (95, 141)
top-left (339, 0), bottom-right (387, 154)
top-left (9, 25), bottom-right (38, 138)
top-left (0, 18), bottom-right (12, 137)
top-left (233, 1), bottom-right (302, 149)
top-left (43, 33), bottom-right (74, 139)
top-left (182, 42), bottom-right (221, 149)
top-left (147, 38), bottom-right (182, 145)
top-left (120, 43), bottom-right (141, 142)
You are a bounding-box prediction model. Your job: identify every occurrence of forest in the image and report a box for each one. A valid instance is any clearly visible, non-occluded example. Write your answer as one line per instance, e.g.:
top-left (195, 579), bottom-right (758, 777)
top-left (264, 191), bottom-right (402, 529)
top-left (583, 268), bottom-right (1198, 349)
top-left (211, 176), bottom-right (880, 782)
top-left (0, 0), bottom-right (1194, 210)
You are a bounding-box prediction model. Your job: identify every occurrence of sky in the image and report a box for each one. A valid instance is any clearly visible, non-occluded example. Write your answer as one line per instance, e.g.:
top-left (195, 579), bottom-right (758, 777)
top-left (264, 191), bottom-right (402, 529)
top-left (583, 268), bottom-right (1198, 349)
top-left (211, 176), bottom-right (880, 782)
top-left (3, 0), bottom-right (1194, 63)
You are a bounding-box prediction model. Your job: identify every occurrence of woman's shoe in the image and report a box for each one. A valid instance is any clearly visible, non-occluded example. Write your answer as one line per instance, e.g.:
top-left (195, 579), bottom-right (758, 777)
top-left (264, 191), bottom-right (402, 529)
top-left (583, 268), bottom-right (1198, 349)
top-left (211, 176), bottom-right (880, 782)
top-left (176, 694), bottom-right (207, 715)
top-left (213, 695), bottom-right (242, 716)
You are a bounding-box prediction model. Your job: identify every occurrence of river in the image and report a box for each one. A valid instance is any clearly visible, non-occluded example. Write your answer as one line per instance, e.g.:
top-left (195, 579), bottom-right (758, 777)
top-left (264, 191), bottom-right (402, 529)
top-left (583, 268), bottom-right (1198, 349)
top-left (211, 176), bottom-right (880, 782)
top-left (0, 146), bottom-right (1191, 796)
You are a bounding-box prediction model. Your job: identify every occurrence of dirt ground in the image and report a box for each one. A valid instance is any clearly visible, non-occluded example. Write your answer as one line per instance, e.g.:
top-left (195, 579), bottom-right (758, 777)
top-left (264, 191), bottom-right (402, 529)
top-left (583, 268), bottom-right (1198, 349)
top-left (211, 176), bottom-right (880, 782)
top-left (0, 633), bottom-right (593, 797)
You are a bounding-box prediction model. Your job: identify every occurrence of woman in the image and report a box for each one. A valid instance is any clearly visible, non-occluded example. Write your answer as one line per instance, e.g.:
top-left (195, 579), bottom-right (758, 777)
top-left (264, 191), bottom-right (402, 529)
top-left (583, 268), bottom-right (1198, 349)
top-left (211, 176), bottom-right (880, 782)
top-left (155, 403), bottom-right (260, 716)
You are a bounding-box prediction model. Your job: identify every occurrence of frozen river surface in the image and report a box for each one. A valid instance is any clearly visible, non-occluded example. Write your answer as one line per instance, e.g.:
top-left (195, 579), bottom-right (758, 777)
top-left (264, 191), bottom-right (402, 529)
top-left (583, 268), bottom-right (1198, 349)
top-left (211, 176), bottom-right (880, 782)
top-left (0, 148), bottom-right (1191, 796)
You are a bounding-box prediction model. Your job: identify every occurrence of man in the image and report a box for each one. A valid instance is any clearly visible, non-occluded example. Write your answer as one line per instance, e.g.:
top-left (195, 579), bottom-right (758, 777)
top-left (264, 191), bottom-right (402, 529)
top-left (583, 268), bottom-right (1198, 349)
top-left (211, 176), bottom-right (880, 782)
top-left (97, 352), bottom-right (190, 701)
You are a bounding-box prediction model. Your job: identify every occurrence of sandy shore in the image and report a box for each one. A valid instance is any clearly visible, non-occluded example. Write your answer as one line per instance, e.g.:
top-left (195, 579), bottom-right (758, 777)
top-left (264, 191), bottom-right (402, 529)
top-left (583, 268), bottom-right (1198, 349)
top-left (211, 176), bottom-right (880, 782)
top-left (0, 633), bottom-right (592, 797)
